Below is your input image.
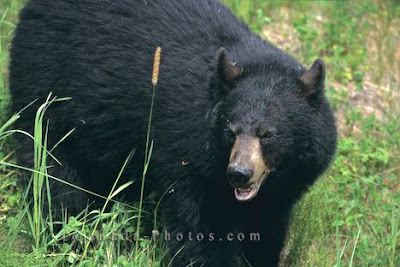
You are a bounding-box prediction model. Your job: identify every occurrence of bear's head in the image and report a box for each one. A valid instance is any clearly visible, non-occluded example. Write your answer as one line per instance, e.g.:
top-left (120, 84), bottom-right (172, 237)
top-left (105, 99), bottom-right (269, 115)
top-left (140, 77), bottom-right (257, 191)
top-left (212, 48), bottom-right (337, 202)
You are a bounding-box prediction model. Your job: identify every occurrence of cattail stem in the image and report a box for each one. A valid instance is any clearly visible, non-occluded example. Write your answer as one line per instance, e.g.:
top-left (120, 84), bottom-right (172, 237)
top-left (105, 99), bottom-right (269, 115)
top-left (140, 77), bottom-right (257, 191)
top-left (135, 46), bottom-right (162, 261)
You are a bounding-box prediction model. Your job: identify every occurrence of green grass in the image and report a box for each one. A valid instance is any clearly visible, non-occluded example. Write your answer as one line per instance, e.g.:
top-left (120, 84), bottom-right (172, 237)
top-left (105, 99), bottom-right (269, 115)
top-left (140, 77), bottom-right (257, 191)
top-left (1, 0), bottom-right (400, 266)
top-left (247, 1), bottom-right (400, 265)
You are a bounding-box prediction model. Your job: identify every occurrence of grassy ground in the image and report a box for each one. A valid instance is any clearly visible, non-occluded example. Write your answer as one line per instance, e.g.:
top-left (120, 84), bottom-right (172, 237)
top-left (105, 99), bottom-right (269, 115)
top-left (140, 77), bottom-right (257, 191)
top-left (0, 0), bottom-right (24, 229)
top-left (1, 0), bottom-right (399, 266)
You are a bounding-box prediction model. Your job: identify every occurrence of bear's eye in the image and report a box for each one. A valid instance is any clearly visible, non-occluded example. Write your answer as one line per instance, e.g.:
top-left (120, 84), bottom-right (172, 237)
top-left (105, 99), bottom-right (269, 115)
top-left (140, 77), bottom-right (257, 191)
top-left (259, 127), bottom-right (278, 140)
top-left (261, 132), bottom-right (275, 140)
top-left (223, 128), bottom-right (235, 141)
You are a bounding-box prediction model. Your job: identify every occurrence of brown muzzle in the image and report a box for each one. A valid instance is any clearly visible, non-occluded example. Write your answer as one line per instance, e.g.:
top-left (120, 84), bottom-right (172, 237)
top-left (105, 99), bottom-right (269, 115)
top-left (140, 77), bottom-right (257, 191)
top-left (227, 135), bottom-right (269, 187)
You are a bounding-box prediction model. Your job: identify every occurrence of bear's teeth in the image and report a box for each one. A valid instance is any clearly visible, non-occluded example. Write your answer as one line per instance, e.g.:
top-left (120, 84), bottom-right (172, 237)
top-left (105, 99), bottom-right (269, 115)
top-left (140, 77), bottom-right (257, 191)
top-left (238, 187), bottom-right (251, 192)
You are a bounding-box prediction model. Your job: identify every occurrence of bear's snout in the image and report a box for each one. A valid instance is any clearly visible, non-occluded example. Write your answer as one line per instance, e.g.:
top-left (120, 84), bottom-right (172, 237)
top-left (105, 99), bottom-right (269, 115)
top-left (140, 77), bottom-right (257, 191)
top-left (227, 135), bottom-right (270, 201)
top-left (226, 165), bottom-right (253, 187)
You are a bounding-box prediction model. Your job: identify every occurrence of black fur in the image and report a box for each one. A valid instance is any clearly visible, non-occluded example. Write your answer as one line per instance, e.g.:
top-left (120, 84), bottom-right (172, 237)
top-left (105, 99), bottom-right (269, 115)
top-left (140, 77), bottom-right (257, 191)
top-left (9, 0), bottom-right (337, 266)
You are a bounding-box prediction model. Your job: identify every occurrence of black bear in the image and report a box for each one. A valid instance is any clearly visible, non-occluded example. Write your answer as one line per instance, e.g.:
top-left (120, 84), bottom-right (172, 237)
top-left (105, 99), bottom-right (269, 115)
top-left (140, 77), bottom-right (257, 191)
top-left (9, 0), bottom-right (337, 266)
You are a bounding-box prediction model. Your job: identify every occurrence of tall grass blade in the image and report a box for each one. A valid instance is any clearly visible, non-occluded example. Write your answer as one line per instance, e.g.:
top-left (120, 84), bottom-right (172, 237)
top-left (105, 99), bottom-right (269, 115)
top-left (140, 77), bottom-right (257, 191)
top-left (349, 224), bottom-right (362, 267)
top-left (79, 149), bottom-right (135, 266)
top-left (335, 223), bottom-right (341, 267)
top-left (135, 46), bottom-right (161, 261)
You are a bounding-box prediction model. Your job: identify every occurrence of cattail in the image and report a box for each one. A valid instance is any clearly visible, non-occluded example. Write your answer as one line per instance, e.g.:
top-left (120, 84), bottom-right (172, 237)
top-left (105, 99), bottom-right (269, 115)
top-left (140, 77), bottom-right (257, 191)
top-left (152, 46), bottom-right (162, 86)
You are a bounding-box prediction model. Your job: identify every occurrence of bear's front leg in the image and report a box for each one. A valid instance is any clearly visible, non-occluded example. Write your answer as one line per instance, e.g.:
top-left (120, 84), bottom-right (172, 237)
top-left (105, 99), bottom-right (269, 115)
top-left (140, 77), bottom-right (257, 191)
top-left (240, 208), bottom-right (291, 267)
top-left (159, 191), bottom-right (247, 266)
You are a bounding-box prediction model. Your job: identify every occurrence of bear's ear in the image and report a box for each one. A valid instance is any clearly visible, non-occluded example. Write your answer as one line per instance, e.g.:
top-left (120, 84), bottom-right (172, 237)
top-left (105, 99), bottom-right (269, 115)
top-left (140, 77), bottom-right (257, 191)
top-left (215, 48), bottom-right (243, 94)
top-left (299, 59), bottom-right (325, 98)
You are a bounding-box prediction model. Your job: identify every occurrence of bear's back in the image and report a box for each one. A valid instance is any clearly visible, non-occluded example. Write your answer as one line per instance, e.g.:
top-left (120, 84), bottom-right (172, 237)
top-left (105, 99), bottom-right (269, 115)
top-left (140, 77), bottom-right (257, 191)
top-left (9, 0), bottom-right (256, 175)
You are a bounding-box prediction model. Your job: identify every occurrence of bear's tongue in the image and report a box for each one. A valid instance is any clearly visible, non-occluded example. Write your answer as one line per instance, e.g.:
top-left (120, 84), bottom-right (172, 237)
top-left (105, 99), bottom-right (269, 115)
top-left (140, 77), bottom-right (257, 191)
top-left (234, 183), bottom-right (260, 201)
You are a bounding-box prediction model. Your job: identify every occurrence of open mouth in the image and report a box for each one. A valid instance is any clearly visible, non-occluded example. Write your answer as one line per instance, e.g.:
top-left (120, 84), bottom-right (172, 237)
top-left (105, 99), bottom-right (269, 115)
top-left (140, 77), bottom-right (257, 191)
top-left (234, 181), bottom-right (261, 202)
top-left (232, 170), bottom-right (269, 202)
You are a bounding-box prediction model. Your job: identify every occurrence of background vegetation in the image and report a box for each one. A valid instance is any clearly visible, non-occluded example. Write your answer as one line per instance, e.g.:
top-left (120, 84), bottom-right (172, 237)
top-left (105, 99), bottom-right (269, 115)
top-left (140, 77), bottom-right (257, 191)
top-left (0, 0), bottom-right (399, 266)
